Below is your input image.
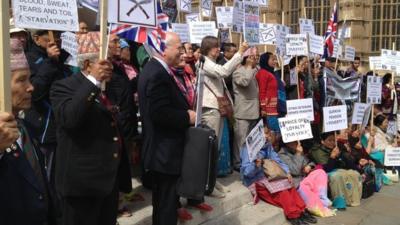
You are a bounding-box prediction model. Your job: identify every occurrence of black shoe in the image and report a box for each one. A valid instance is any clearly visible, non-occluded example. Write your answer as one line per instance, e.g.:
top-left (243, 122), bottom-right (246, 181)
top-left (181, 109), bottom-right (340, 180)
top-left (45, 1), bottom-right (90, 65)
top-left (301, 211), bottom-right (317, 224)
top-left (288, 218), bottom-right (309, 225)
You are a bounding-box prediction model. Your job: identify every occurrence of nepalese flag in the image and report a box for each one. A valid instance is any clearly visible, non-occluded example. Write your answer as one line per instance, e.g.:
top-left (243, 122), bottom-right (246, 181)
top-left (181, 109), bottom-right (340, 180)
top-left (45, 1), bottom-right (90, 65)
top-left (323, 1), bottom-right (338, 58)
top-left (110, 3), bottom-right (169, 53)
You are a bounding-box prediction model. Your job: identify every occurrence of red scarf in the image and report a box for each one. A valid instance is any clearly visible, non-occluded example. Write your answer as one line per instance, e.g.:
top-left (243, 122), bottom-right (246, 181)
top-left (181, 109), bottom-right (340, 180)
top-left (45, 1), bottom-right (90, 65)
top-left (169, 67), bottom-right (195, 109)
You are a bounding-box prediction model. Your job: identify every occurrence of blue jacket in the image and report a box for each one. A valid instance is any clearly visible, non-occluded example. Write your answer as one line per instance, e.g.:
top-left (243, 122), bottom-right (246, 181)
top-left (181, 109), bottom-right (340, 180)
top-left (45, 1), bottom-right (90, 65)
top-left (240, 142), bottom-right (289, 187)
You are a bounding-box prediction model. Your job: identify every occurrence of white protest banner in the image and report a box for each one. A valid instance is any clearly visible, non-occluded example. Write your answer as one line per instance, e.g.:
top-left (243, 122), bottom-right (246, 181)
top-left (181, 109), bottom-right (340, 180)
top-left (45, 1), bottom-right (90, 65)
top-left (172, 23), bottom-right (189, 43)
top-left (299, 18), bottom-right (315, 35)
top-left (275, 25), bottom-right (290, 56)
top-left (323, 105), bottom-right (348, 132)
top-left (189, 21), bottom-right (217, 44)
top-left (278, 117), bottom-right (313, 143)
top-left (185, 13), bottom-right (200, 23)
top-left (243, 1), bottom-right (260, 45)
top-left (61, 32), bottom-right (78, 57)
top-left (12, 0), bottom-right (79, 32)
top-left (338, 26), bottom-right (351, 39)
top-left (344, 46), bottom-right (355, 62)
top-left (258, 0), bottom-right (269, 7)
top-left (285, 34), bottom-right (308, 56)
top-left (289, 69), bottom-right (297, 85)
top-left (309, 34), bottom-right (324, 55)
top-left (259, 23), bottom-right (276, 45)
top-left (79, 0), bottom-right (99, 12)
top-left (201, 0), bottom-right (212, 17)
top-left (332, 39), bottom-right (344, 59)
top-left (351, 103), bottom-right (370, 125)
top-left (286, 98), bottom-right (314, 121)
top-left (108, 0), bottom-right (157, 28)
top-left (369, 56), bottom-right (383, 70)
top-left (367, 76), bottom-right (382, 104)
top-left (232, 0), bottom-right (244, 33)
top-left (387, 120), bottom-right (397, 137)
top-left (246, 120), bottom-right (265, 162)
top-left (178, 0), bottom-right (191, 13)
top-left (381, 49), bottom-right (400, 72)
top-left (384, 147), bottom-right (400, 166)
top-left (220, 29), bottom-right (230, 43)
top-left (216, 7), bottom-right (233, 29)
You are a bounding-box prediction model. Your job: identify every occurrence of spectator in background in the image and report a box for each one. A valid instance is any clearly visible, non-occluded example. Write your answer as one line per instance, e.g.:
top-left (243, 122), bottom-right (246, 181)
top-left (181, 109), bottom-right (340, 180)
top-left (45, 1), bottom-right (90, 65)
top-left (192, 44), bottom-right (201, 62)
top-left (345, 56), bottom-right (361, 78)
top-left (183, 42), bottom-right (196, 74)
top-left (379, 73), bottom-right (397, 117)
top-left (78, 21), bottom-right (89, 34)
top-left (217, 43), bottom-right (238, 99)
top-left (10, 18), bottom-right (28, 50)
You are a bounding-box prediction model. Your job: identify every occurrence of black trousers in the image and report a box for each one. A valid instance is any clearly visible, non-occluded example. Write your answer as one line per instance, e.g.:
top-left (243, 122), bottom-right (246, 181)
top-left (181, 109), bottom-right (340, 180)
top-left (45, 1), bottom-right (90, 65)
top-left (60, 182), bottom-right (119, 225)
top-left (152, 171), bottom-right (179, 225)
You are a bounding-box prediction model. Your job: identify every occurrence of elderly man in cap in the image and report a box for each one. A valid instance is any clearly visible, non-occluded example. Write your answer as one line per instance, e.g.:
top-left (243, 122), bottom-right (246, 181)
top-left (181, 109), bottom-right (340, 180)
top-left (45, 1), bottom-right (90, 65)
top-left (0, 39), bottom-right (55, 225)
top-left (50, 32), bottom-right (132, 225)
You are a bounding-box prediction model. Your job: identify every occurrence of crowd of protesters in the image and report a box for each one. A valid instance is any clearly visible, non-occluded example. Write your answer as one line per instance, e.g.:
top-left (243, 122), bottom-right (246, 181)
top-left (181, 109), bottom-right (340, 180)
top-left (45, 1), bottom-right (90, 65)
top-left (0, 16), bottom-right (400, 225)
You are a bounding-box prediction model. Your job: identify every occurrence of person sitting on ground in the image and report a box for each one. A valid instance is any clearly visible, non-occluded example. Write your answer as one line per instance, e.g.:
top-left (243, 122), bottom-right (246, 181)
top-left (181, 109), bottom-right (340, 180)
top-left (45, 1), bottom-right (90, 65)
top-left (310, 132), bottom-right (362, 210)
top-left (279, 141), bottom-right (335, 217)
top-left (241, 126), bottom-right (317, 225)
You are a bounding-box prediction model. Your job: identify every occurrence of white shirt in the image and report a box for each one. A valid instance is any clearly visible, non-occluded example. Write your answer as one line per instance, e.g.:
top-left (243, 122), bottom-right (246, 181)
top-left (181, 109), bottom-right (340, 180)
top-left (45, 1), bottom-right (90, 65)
top-left (82, 71), bottom-right (102, 88)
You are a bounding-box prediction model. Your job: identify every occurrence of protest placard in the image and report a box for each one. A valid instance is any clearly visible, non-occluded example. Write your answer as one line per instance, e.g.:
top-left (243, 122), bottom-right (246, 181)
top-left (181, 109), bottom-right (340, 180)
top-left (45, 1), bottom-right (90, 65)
top-left (178, 0), bottom-right (191, 13)
top-left (185, 13), bottom-right (200, 23)
top-left (338, 26), bottom-right (351, 38)
top-left (299, 18), bottom-right (315, 35)
top-left (258, 0), bottom-right (269, 7)
top-left (108, 0), bottom-right (157, 27)
top-left (243, 1), bottom-right (260, 45)
top-left (361, 104), bottom-right (372, 128)
top-left (201, 0), bottom-right (212, 17)
top-left (275, 24), bottom-right (290, 56)
top-left (162, 0), bottom-right (178, 24)
top-left (323, 105), bottom-right (348, 133)
top-left (344, 46), bottom-right (355, 62)
top-left (351, 103), bottom-right (370, 125)
top-left (286, 98), bottom-right (314, 121)
top-left (259, 23), bottom-right (276, 45)
top-left (12, 0), bottom-right (79, 32)
top-left (216, 7), bottom-right (233, 29)
top-left (289, 69), bottom-right (298, 85)
top-left (309, 34), bottom-right (324, 55)
top-left (172, 23), bottom-right (189, 43)
top-left (367, 76), bottom-right (382, 104)
top-left (246, 120), bottom-right (265, 162)
top-left (369, 56), bottom-right (383, 70)
top-left (384, 147), bottom-right (400, 166)
top-left (61, 32), bottom-right (79, 57)
top-left (232, 0), bottom-right (244, 33)
top-left (79, 0), bottom-right (99, 12)
top-left (332, 39), bottom-right (344, 59)
top-left (189, 21), bottom-right (217, 44)
top-left (220, 29), bottom-right (230, 43)
top-left (381, 49), bottom-right (400, 72)
top-left (285, 34), bottom-right (308, 56)
top-left (278, 117), bottom-right (313, 143)
top-left (387, 120), bottom-right (397, 137)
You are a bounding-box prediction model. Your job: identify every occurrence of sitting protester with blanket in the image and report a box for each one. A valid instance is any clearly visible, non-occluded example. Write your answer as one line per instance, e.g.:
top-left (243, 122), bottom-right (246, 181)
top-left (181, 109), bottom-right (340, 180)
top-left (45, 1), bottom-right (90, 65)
top-left (241, 126), bottom-right (317, 225)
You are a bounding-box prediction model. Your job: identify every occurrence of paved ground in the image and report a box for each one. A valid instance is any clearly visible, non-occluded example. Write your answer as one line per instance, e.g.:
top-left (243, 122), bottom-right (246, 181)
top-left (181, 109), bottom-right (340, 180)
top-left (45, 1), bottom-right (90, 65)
top-left (314, 183), bottom-right (400, 225)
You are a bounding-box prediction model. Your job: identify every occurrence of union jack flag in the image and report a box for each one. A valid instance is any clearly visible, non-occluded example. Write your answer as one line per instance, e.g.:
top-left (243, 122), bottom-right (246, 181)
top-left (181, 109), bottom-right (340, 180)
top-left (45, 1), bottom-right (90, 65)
top-left (323, 2), bottom-right (338, 58)
top-left (110, 3), bottom-right (169, 53)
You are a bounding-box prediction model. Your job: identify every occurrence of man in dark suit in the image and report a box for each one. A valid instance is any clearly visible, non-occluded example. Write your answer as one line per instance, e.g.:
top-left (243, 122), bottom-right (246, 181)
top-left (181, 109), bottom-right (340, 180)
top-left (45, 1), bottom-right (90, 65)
top-left (0, 39), bottom-right (54, 225)
top-left (138, 32), bottom-right (196, 225)
top-left (50, 48), bottom-right (132, 224)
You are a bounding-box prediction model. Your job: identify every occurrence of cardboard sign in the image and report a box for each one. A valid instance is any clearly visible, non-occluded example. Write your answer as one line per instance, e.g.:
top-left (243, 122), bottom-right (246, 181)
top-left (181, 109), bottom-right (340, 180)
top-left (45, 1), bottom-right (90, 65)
top-left (246, 120), bottom-right (266, 162)
top-left (367, 76), bottom-right (382, 104)
top-left (344, 46), bottom-right (355, 62)
top-left (286, 98), bottom-right (314, 121)
top-left (285, 34), bottom-right (308, 56)
top-left (243, 1), bottom-right (260, 45)
top-left (384, 147), bottom-right (400, 166)
top-left (178, 0), bottom-right (192, 13)
top-left (172, 23), bottom-right (189, 43)
top-left (61, 32), bottom-right (78, 57)
top-left (259, 23), bottom-right (276, 45)
top-left (369, 56), bottom-right (383, 70)
top-left (299, 18), bottom-right (315, 35)
top-left (185, 13), bottom-right (200, 23)
top-left (278, 117), bottom-right (313, 143)
top-left (309, 34), bottom-right (324, 55)
top-left (381, 49), bottom-right (400, 72)
top-left (323, 105), bottom-right (348, 133)
top-left (108, 0), bottom-right (157, 27)
top-left (12, 0), bottom-right (79, 32)
top-left (189, 21), bottom-right (217, 44)
top-left (332, 39), bottom-right (344, 59)
top-left (351, 103), bottom-right (370, 125)
top-left (275, 25), bottom-right (290, 56)
top-left (232, 0), bottom-right (244, 33)
top-left (216, 7), bottom-right (233, 29)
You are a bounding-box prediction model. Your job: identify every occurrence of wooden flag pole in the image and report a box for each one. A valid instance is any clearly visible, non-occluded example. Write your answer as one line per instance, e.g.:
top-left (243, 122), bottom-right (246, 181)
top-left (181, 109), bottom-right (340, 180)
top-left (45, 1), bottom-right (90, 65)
top-left (296, 56), bottom-right (300, 98)
top-left (370, 70), bottom-right (375, 131)
top-left (391, 42), bottom-right (396, 99)
top-left (48, 31), bottom-right (55, 43)
top-left (263, 13), bottom-right (267, 53)
top-left (280, 11), bottom-right (285, 81)
top-left (99, 0), bottom-right (108, 91)
top-left (0, 0), bottom-right (11, 112)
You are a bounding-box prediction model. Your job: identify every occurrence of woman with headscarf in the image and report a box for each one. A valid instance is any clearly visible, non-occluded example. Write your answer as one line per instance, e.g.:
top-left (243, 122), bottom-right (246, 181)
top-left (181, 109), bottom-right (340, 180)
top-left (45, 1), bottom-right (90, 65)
top-left (256, 52), bottom-right (280, 133)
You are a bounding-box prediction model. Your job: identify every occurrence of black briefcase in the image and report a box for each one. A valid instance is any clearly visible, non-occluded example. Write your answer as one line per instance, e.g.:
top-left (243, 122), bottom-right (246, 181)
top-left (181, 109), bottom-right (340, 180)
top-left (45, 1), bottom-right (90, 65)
top-left (177, 125), bottom-right (218, 200)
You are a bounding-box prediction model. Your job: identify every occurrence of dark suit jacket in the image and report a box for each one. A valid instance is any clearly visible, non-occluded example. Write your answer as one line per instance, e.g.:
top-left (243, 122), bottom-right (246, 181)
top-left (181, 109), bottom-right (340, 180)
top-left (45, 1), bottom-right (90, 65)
top-left (0, 123), bottom-right (50, 225)
top-left (50, 73), bottom-right (132, 197)
top-left (138, 58), bottom-right (190, 175)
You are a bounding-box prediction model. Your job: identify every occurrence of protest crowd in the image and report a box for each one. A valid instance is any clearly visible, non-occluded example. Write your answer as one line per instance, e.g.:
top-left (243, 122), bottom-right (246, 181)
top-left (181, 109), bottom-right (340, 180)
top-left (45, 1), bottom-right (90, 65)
top-left (1, 0), bottom-right (400, 225)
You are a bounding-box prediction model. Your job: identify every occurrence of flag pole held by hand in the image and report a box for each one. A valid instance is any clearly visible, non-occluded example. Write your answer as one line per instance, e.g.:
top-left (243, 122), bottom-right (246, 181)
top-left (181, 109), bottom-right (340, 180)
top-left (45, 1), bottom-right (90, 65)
top-left (0, 0), bottom-right (11, 112)
top-left (99, 0), bottom-right (108, 91)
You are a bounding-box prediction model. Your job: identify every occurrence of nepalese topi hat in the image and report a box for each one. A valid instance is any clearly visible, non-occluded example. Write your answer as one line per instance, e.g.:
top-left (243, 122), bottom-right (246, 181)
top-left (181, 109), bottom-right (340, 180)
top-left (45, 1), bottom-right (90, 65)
top-left (76, 32), bottom-right (100, 68)
top-left (9, 18), bottom-right (26, 34)
top-left (10, 38), bottom-right (29, 72)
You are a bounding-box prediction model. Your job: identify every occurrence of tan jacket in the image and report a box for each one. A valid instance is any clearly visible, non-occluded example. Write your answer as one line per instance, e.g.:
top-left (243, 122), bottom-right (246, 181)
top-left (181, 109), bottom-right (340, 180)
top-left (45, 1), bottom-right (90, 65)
top-left (232, 66), bottom-right (260, 120)
top-left (201, 53), bottom-right (243, 109)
